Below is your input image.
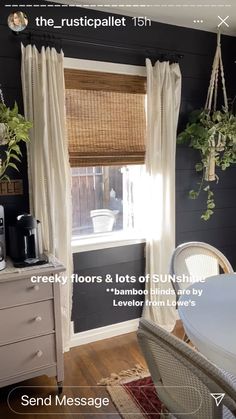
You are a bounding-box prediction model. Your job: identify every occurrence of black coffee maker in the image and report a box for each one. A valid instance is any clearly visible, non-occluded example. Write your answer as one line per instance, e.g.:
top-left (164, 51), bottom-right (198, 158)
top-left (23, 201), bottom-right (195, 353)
top-left (9, 214), bottom-right (48, 267)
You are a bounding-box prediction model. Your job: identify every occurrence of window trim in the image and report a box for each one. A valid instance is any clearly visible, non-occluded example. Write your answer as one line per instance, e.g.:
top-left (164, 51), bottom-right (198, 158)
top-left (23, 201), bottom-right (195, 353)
top-left (72, 232), bottom-right (145, 253)
top-left (65, 58), bottom-right (146, 250)
top-left (64, 57), bottom-right (147, 77)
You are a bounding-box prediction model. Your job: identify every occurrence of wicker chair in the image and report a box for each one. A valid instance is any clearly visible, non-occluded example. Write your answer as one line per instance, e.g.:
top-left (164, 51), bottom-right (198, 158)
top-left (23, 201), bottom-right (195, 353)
top-left (169, 242), bottom-right (233, 296)
top-left (137, 318), bottom-right (236, 418)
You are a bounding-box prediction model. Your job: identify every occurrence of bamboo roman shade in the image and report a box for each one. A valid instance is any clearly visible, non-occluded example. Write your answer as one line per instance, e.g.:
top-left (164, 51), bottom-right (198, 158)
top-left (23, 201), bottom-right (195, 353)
top-left (65, 69), bottom-right (146, 167)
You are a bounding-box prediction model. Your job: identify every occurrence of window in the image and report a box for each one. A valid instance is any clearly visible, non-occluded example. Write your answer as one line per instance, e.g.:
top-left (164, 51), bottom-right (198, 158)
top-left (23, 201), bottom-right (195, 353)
top-left (71, 164), bottom-right (144, 237)
top-left (65, 67), bottom-right (146, 238)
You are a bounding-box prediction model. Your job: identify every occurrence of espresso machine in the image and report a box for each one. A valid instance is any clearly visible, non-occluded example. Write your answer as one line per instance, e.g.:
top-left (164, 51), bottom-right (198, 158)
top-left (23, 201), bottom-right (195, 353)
top-left (9, 214), bottom-right (48, 267)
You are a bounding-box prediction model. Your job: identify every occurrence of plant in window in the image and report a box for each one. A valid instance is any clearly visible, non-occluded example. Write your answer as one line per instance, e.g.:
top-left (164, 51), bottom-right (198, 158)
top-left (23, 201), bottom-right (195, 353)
top-left (177, 32), bottom-right (236, 220)
top-left (0, 101), bottom-right (32, 181)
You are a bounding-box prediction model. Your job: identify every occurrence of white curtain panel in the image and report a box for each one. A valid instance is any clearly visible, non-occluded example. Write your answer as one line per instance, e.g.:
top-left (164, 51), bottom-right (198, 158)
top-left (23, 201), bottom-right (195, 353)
top-left (21, 44), bottom-right (73, 350)
top-left (144, 58), bottom-right (182, 331)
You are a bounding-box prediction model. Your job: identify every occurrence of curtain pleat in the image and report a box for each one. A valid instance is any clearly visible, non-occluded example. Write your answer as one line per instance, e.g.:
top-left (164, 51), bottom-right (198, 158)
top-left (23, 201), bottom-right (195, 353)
top-left (21, 44), bottom-right (73, 350)
top-left (144, 59), bottom-right (182, 331)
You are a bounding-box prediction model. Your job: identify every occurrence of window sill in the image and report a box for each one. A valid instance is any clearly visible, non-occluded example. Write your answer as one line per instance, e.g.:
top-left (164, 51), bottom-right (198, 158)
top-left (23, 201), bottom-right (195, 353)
top-left (71, 232), bottom-right (146, 253)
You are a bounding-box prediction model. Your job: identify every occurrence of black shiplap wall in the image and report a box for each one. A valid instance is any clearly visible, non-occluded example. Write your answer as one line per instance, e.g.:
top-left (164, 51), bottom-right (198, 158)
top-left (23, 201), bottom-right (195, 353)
top-left (0, 1), bottom-right (236, 331)
top-left (176, 149), bottom-right (236, 266)
top-left (72, 244), bottom-right (145, 332)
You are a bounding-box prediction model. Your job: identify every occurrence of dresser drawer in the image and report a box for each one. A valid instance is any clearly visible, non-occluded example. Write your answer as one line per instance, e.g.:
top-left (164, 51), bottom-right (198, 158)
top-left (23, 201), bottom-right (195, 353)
top-left (0, 278), bottom-right (53, 308)
top-left (0, 334), bottom-right (56, 380)
top-left (0, 300), bottom-right (55, 345)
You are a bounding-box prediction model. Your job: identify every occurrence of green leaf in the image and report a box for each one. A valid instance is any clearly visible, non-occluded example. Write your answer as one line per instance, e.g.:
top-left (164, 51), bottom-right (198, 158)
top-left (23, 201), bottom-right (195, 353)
top-left (201, 213), bottom-right (210, 221)
top-left (10, 154), bottom-right (21, 162)
top-left (12, 102), bottom-right (18, 115)
top-left (195, 163), bottom-right (203, 172)
top-left (177, 131), bottom-right (189, 144)
top-left (207, 191), bottom-right (214, 198)
top-left (8, 162), bottom-right (19, 172)
top-left (189, 190), bottom-right (198, 199)
top-left (11, 145), bottom-right (22, 155)
top-left (201, 209), bottom-right (214, 221)
top-left (189, 109), bottom-right (203, 123)
top-left (0, 175), bottom-right (10, 182)
top-left (208, 202), bottom-right (215, 209)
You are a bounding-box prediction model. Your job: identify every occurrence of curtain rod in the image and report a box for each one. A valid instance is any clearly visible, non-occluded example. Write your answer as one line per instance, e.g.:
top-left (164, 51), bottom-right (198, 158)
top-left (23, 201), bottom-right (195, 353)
top-left (14, 30), bottom-right (184, 61)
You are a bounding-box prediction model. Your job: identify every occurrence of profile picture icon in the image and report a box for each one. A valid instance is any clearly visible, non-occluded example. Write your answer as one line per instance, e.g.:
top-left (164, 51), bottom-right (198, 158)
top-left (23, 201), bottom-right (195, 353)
top-left (8, 11), bottom-right (28, 32)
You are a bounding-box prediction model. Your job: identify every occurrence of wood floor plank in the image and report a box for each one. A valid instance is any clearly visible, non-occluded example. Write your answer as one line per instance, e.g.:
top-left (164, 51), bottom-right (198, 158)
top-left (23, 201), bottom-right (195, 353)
top-left (0, 324), bottom-right (185, 419)
top-left (0, 332), bottom-right (146, 419)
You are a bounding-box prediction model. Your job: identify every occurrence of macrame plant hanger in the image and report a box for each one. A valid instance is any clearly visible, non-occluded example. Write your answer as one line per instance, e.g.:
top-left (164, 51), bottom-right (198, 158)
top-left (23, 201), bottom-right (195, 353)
top-left (204, 30), bottom-right (228, 182)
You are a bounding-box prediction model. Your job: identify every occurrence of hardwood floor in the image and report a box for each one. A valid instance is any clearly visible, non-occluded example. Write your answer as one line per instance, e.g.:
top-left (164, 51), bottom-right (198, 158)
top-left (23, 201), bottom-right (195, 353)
top-left (0, 332), bottom-right (147, 419)
top-left (0, 323), bottom-right (185, 419)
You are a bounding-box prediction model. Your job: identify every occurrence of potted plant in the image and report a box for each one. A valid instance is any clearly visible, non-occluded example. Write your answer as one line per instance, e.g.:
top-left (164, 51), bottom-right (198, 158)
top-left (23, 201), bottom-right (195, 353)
top-left (177, 106), bottom-right (236, 220)
top-left (0, 101), bottom-right (32, 181)
top-left (177, 31), bottom-right (236, 220)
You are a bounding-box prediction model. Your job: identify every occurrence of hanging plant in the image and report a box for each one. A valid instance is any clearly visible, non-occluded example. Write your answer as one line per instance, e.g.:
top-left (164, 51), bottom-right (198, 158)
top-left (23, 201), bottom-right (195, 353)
top-left (177, 32), bottom-right (236, 220)
top-left (0, 89), bottom-right (32, 181)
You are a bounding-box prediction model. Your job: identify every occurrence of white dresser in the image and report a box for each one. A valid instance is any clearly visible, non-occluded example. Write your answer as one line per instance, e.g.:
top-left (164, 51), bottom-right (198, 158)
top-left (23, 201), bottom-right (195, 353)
top-left (0, 260), bottom-right (65, 393)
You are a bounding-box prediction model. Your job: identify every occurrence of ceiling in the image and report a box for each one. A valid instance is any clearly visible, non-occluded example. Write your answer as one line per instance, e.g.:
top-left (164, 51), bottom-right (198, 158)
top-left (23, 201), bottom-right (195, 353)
top-left (47, 0), bottom-right (236, 36)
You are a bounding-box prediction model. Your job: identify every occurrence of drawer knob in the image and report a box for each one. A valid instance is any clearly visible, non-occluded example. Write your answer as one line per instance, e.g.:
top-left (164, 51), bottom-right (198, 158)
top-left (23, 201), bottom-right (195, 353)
top-left (36, 350), bottom-right (43, 358)
top-left (35, 316), bottom-right (42, 322)
top-left (33, 285), bottom-right (40, 291)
